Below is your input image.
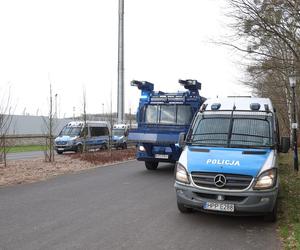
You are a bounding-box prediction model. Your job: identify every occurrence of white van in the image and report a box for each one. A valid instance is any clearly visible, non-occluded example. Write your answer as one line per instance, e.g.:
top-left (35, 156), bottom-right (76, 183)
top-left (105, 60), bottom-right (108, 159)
top-left (54, 121), bottom-right (110, 154)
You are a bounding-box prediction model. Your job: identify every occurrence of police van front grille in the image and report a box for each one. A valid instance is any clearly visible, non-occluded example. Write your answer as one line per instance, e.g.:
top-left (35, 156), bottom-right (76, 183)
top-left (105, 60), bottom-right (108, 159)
top-left (56, 141), bottom-right (67, 145)
top-left (191, 172), bottom-right (253, 190)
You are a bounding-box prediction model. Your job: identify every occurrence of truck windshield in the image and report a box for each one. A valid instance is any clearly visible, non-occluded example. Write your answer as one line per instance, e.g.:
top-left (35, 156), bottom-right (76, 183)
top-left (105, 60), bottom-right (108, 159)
top-left (112, 129), bottom-right (124, 136)
top-left (188, 114), bottom-right (273, 148)
top-left (59, 126), bottom-right (82, 137)
top-left (144, 105), bottom-right (193, 125)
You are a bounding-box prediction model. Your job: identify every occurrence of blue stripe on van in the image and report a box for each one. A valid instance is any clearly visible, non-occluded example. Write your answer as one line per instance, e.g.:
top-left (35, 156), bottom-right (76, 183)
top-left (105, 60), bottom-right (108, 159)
top-left (186, 146), bottom-right (271, 177)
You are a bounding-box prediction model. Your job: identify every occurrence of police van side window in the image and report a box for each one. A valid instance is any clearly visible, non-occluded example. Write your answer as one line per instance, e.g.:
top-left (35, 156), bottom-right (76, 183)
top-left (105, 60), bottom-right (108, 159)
top-left (90, 127), bottom-right (109, 136)
top-left (80, 127), bottom-right (88, 137)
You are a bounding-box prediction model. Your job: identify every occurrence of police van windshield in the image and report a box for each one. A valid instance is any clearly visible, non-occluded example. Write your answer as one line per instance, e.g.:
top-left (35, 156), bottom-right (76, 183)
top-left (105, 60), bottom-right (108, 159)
top-left (59, 126), bottom-right (82, 137)
top-left (188, 113), bottom-right (274, 148)
top-left (144, 104), bottom-right (193, 125)
top-left (112, 129), bottom-right (125, 136)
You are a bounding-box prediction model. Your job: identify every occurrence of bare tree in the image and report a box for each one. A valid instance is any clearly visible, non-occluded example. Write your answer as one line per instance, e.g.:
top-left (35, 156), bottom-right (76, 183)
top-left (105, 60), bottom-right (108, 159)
top-left (223, 0), bottom-right (300, 135)
top-left (43, 83), bottom-right (55, 162)
top-left (0, 85), bottom-right (14, 167)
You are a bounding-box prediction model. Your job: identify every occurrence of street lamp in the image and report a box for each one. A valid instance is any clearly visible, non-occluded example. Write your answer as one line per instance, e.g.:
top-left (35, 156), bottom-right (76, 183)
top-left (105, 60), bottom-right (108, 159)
top-left (289, 75), bottom-right (298, 172)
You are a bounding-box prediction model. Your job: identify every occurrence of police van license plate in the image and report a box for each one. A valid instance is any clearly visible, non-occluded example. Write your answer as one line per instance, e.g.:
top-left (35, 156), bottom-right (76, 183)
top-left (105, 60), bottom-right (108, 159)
top-left (204, 202), bottom-right (234, 212)
top-left (155, 154), bottom-right (168, 159)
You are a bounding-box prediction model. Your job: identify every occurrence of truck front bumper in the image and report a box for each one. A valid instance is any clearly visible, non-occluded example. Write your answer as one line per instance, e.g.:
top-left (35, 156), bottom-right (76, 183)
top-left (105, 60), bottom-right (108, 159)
top-left (175, 182), bottom-right (278, 215)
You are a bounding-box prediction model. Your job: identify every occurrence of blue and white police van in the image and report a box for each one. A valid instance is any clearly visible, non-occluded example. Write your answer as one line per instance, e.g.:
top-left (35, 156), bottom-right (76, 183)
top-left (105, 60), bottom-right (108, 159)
top-left (112, 124), bottom-right (129, 149)
top-left (175, 97), bottom-right (290, 221)
top-left (54, 121), bottom-right (110, 154)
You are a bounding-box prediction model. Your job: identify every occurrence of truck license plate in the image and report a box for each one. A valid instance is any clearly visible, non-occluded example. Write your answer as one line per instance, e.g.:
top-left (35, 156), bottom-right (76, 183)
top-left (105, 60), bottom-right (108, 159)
top-left (204, 202), bottom-right (234, 212)
top-left (155, 154), bottom-right (169, 159)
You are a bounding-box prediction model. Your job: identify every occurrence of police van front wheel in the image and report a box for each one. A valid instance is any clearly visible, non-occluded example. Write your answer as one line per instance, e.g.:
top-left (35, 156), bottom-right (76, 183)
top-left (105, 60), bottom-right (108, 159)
top-left (145, 161), bottom-right (158, 170)
top-left (76, 144), bottom-right (83, 153)
top-left (263, 202), bottom-right (277, 222)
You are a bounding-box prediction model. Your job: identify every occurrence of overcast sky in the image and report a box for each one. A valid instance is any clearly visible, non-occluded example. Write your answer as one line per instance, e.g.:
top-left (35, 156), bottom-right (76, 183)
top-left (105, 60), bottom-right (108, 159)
top-left (0, 0), bottom-right (251, 117)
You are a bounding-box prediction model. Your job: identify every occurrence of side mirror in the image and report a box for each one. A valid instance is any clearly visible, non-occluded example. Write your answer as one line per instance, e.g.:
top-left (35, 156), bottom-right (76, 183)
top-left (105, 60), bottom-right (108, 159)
top-left (178, 132), bottom-right (186, 148)
top-left (280, 136), bottom-right (290, 153)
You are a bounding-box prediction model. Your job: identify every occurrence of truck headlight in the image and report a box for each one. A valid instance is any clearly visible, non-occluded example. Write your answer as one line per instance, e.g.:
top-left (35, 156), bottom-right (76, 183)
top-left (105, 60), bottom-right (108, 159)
top-left (175, 163), bottom-right (190, 184)
top-left (253, 169), bottom-right (277, 190)
top-left (138, 145), bottom-right (146, 152)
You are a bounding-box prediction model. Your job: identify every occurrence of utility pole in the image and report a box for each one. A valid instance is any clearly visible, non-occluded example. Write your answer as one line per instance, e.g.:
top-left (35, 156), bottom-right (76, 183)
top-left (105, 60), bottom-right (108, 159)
top-left (55, 93), bottom-right (58, 118)
top-left (117, 0), bottom-right (124, 123)
top-left (289, 75), bottom-right (299, 172)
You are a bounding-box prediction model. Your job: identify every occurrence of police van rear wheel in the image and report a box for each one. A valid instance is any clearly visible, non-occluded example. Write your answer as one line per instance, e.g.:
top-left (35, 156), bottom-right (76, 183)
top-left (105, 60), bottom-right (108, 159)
top-left (145, 161), bottom-right (158, 170)
top-left (177, 201), bottom-right (194, 213)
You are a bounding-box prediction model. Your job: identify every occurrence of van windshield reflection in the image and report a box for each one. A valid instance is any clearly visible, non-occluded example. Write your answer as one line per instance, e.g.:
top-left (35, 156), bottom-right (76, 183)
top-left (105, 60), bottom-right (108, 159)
top-left (59, 127), bottom-right (81, 137)
top-left (188, 114), bottom-right (273, 148)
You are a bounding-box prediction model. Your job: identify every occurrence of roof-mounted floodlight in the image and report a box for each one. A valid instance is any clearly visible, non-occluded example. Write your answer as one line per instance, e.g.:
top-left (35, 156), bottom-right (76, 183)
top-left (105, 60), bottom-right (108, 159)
top-left (211, 103), bottom-right (221, 110)
top-left (131, 80), bottom-right (154, 91)
top-left (250, 103), bottom-right (261, 111)
top-left (179, 79), bottom-right (201, 91)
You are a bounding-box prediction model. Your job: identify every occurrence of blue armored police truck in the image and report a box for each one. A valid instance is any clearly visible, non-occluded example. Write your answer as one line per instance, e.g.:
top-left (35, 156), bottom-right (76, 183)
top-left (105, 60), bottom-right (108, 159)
top-left (175, 97), bottom-right (290, 221)
top-left (128, 79), bottom-right (206, 170)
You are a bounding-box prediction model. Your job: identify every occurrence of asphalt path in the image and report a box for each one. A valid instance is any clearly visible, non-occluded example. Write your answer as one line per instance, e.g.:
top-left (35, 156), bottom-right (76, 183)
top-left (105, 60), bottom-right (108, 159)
top-left (0, 161), bottom-right (280, 250)
top-left (6, 151), bottom-right (46, 160)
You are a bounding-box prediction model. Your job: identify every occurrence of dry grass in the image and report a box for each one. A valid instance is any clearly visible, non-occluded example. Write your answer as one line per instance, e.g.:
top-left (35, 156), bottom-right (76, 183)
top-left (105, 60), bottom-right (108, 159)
top-left (0, 148), bottom-right (136, 187)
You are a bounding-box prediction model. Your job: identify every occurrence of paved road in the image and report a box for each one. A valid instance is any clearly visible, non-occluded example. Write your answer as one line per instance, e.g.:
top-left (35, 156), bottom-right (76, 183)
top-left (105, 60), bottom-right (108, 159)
top-left (0, 161), bottom-right (280, 250)
top-left (6, 151), bottom-right (46, 160)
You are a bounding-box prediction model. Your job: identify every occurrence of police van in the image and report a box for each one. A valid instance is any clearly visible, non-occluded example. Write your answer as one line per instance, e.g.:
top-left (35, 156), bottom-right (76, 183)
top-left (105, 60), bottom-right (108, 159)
top-left (112, 124), bottom-right (129, 149)
top-left (54, 121), bottom-right (110, 154)
top-left (175, 97), bottom-right (290, 221)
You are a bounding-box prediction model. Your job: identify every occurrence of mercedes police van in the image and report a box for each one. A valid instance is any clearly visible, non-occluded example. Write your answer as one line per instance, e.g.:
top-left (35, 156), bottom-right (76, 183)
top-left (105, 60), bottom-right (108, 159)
top-left (54, 121), bottom-right (110, 154)
top-left (175, 97), bottom-right (290, 221)
top-left (112, 124), bottom-right (129, 149)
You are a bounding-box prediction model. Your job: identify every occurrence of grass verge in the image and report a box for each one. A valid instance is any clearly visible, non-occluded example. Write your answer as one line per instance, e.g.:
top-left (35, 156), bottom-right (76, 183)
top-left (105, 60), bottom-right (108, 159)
top-left (278, 152), bottom-right (300, 249)
top-left (6, 145), bottom-right (46, 153)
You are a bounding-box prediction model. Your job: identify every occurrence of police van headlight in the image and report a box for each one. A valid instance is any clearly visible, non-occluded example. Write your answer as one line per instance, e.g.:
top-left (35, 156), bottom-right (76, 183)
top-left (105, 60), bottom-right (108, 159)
top-left (175, 163), bottom-right (190, 184)
top-left (253, 169), bottom-right (277, 190)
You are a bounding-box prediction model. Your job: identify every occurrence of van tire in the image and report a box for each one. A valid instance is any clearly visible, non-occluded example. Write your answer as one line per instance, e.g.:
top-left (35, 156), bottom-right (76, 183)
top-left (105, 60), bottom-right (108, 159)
top-left (123, 143), bottom-right (127, 149)
top-left (177, 201), bottom-right (194, 213)
top-left (76, 144), bottom-right (83, 153)
top-left (145, 161), bottom-right (158, 170)
top-left (264, 202), bottom-right (277, 222)
top-left (56, 150), bottom-right (63, 155)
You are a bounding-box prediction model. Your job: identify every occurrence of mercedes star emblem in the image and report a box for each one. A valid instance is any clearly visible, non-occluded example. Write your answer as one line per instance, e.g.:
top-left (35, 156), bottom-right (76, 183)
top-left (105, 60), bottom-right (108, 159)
top-left (214, 174), bottom-right (227, 188)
